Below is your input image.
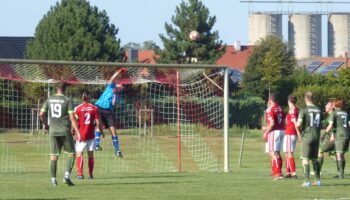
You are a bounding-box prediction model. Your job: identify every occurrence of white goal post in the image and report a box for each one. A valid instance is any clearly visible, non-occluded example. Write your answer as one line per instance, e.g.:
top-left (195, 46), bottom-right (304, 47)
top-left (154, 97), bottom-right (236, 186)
top-left (0, 59), bottom-right (229, 173)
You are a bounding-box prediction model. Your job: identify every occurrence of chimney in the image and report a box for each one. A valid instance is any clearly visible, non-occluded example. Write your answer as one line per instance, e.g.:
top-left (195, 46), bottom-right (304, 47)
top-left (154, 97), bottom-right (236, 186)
top-left (233, 41), bottom-right (241, 52)
top-left (128, 49), bottom-right (138, 63)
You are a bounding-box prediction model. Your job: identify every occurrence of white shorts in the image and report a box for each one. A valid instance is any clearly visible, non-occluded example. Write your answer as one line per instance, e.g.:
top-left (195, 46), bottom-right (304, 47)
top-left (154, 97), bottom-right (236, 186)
top-left (283, 134), bottom-right (297, 153)
top-left (265, 130), bottom-right (284, 153)
top-left (76, 139), bottom-right (95, 152)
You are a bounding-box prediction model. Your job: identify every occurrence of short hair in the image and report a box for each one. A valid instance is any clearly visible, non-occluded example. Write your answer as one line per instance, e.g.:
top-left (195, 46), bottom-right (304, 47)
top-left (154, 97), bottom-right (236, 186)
top-left (334, 98), bottom-right (344, 109)
top-left (288, 95), bottom-right (297, 104)
top-left (328, 98), bottom-right (335, 103)
top-left (55, 81), bottom-right (68, 92)
top-left (82, 91), bottom-right (90, 101)
top-left (269, 93), bottom-right (276, 102)
top-left (304, 91), bottom-right (313, 102)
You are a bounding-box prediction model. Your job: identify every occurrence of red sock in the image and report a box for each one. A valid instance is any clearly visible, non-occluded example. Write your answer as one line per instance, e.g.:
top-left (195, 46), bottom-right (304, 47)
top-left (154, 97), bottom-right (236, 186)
top-left (271, 159), bottom-right (276, 176)
top-left (289, 157), bottom-right (296, 174)
top-left (88, 157), bottom-right (94, 177)
top-left (277, 157), bottom-right (283, 176)
top-left (76, 156), bottom-right (83, 176)
top-left (285, 156), bottom-right (291, 175)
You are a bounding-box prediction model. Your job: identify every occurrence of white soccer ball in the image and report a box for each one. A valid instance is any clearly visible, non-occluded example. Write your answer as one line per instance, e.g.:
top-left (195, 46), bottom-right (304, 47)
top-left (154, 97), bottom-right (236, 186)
top-left (189, 31), bottom-right (199, 41)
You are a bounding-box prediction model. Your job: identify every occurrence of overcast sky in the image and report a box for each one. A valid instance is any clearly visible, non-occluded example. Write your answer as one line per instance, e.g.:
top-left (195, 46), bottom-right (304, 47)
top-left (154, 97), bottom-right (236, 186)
top-left (1, 0), bottom-right (350, 55)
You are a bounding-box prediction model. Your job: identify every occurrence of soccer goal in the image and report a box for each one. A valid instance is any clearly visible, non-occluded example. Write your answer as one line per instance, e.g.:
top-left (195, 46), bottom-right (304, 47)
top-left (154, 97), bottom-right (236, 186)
top-left (0, 59), bottom-right (229, 174)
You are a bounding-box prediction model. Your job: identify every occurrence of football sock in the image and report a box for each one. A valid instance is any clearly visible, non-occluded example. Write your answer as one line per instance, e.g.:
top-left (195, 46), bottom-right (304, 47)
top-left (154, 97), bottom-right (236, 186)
top-left (303, 164), bottom-right (310, 182)
top-left (285, 156), bottom-right (290, 175)
top-left (88, 157), bottom-right (94, 177)
top-left (338, 160), bottom-right (344, 176)
top-left (312, 161), bottom-right (321, 180)
top-left (66, 156), bottom-right (75, 175)
top-left (271, 159), bottom-right (275, 176)
top-left (112, 135), bottom-right (119, 152)
top-left (318, 156), bottom-right (324, 171)
top-left (336, 159), bottom-right (340, 172)
top-left (95, 132), bottom-right (101, 147)
top-left (289, 157), bottom-right (296, 174)
top-left (342, 160), bottom-right (346, 174)
top-left (50, 160), bottom-right (57, 178)
top-left (277, 157), bottom-right (282, 176)
top-left (76, 156), bottom-right (83, 176)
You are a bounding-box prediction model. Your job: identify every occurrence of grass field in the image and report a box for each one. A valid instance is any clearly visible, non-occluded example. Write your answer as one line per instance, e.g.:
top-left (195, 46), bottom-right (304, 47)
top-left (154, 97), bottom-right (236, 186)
top-left (1, 132), bottom-right (350, 200)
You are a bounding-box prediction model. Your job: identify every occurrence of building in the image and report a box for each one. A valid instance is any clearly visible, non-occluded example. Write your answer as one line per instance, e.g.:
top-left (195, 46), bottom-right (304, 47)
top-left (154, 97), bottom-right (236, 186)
top-left (0, 37), bottom-right (33, 59)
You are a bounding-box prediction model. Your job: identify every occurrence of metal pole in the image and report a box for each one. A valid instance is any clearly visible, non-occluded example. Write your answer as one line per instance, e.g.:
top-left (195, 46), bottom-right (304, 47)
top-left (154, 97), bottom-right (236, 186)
top-left (177, 69), bottom-right (181, 172)
top-left (224, 68), bottom-right (229, 172)
top-left (238, 131), bottom-right (246, 168)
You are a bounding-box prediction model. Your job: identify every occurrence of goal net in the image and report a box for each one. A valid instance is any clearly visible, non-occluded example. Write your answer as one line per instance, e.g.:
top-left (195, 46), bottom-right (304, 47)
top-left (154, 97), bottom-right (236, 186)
top-left (0, 59), bottom-right (229, 174)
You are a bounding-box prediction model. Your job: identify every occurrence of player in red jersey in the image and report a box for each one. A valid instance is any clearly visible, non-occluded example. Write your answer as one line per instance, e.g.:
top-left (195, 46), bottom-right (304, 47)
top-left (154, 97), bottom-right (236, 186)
top-left (74, 92), bottom-right (104, 179)
top-left (283, 95), bottom-right (302, 178)
top-left (262, 93), bottom-right (285, 180)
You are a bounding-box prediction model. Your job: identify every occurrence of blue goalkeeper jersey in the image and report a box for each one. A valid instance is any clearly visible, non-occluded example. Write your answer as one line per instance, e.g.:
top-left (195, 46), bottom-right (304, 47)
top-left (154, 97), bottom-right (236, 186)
top-left (95, 83), bottom-right (115, 110)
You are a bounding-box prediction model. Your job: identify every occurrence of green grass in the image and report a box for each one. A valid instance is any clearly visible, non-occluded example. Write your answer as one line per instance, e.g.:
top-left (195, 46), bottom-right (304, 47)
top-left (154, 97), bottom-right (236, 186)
top-left (1, 133), bottom-right (350, 199)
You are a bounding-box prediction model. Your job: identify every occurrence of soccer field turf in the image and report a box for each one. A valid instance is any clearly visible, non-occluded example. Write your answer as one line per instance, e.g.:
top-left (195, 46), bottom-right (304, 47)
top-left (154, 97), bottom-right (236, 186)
top-left (1, 135), bottom-right (350, 199)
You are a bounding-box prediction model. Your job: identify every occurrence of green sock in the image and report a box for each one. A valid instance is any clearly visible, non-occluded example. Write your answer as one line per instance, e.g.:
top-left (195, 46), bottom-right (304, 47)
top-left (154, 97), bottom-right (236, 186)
top-left (303, 164), bottom-right (310, 182)
top-left (318, 156), bottom-right (324, 170)
top-left (66, 156), bottom-right (75, 174)
top-left (338, 160), bottom-right (344, 176)
top-left (50, 160), bottom-right (57, 178)
top-left (312, 161), bottom-right (321, 180)
top-left (336, 159), bottom-right (340, 173)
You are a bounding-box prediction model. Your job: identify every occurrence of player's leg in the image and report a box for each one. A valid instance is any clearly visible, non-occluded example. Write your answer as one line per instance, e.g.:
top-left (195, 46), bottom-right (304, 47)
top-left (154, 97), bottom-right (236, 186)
top-left (107, 110), bottom-right (122, 157)
top-left (283, 135), bottom-right (291, 177)
top-left (266, 132), bottom-right (276, 177)
top-left (87, 139), bottom-right (95, 179)
top-left (50, 136), bottom-right (62, 186)
top-left (301, 140), bottom-right (312, 186)
top-left (63, 135), bottom-right (75, 186)
top-left (75, 141), bottom-right (86, 179)
top-left (275, 131), bottom-right (283, 179)
top-left (334, 139), bottom-right (348, 179)
top-left (311, 140), bottom-right (321, 186)
top-left (287, 135), bottom-right (297, 177)
top-left (95, 108), bottom-right (105, 151)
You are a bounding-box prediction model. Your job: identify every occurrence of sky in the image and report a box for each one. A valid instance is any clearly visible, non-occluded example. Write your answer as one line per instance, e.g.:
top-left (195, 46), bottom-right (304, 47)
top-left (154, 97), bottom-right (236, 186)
top-left (1, 0), bottom-right (350, 54)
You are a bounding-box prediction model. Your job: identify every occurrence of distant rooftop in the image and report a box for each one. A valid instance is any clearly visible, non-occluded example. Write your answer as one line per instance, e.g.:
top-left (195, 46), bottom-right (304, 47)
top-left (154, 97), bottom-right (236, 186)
top-left (0, 37), bottom-right (33, 59)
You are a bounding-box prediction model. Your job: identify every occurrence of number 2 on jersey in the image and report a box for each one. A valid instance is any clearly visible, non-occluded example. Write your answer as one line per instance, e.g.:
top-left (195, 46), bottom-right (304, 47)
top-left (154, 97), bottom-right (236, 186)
top-left (84, 113), bottom-right (91, 124)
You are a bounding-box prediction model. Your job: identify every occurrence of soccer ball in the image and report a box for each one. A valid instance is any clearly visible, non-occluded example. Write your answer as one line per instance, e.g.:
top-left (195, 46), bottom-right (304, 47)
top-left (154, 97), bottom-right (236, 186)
top-left (189, 31), bottom-right (199, 41)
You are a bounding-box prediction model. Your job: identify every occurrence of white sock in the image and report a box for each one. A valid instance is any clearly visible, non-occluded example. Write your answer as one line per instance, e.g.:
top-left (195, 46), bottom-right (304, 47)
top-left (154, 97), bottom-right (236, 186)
top-left (51, 177), bottom-right (56, 181)
top-left (64, 171), bottom-right (69, 179)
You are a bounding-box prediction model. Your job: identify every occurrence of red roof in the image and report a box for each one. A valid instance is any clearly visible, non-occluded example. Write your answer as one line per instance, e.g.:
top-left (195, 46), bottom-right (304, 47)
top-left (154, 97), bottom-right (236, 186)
top-left (216, 45), bottom-right (254, 72)
top-left (138, 50), bottom-right (157, 64)
top-left (314, 57), bottom-right (349, 68)
top-left (127, 45), bottom-right (254, 72)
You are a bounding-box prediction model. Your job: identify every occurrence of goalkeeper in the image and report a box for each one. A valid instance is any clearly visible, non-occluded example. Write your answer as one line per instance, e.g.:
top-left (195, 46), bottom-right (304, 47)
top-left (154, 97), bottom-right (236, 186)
top-left (94, 68), bottom-right (127, 158)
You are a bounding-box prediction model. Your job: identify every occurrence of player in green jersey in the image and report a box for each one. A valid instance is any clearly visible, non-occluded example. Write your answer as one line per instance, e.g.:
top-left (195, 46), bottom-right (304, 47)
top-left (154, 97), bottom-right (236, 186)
top-left (40, 81), bottom-right (81, 187)
top-left (318, 99), bottom-right (336, 173)
top-left (297, 91), bottom-right (322, 187)
top-left (325, 98), bottom-right (350, 179)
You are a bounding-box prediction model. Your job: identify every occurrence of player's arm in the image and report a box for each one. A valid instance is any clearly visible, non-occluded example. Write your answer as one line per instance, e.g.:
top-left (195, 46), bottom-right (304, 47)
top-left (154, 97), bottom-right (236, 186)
top-left (263, 114), bottom-right (274, 136)
top-left (109, 68), bottom-right (127, 84)
top-left (39, 100), bottom-right (49, 130)
top-left (112, 93), bottom-right (117, 106)
top-left (291, 111), bottom-right (302, 142)
top-left (69, 113), bottom-right (81, 141)
top-left (325, 112), bottom-right (334, 133)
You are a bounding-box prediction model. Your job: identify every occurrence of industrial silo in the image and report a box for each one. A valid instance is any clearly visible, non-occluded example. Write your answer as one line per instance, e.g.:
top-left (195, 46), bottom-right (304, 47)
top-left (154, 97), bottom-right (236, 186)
top-left (248, 12), bottom-right (282, 45)
top-left (288, 13), bottom-right (322, 59)
top-left (328, 13), bottom-right (350, 57)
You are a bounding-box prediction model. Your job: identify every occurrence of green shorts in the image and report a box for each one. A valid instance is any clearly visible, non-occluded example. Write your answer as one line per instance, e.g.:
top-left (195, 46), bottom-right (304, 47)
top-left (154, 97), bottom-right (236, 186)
top-left (50, 135), bottom-right (75, 156)
top-left (319, 134), bottom-right (335, 153)
top-left (335, 138), bottom-right (349, 153)
top-left (301, 139), bottom-right (319, 160)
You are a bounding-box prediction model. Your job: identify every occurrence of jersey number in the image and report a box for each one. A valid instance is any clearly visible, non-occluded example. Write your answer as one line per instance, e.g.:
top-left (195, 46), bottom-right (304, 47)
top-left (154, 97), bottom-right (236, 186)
top-left (341, 115), bottom-right (348, 128)
top-left (277, 113), bottom-right (283, 124)
top-left (50, 104), bottom-right (62, 118)
top-left (84, 113), bottom-right (91, 125)
top-left (309, 113), bottom-right (320, 127)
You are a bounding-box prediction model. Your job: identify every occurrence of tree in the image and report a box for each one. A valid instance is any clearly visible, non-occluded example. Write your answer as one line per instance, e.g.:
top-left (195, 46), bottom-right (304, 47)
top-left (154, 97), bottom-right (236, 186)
top-left (142, 40), bottom-right (160, 50)
top-left (242, 36), bottom-right (296, 101)
top-left (25, 0), bottom-right (122, 62)
top-left (157, 0), bottom-right (225, 64)
top-left (123, 42), bottom-right (142, 51)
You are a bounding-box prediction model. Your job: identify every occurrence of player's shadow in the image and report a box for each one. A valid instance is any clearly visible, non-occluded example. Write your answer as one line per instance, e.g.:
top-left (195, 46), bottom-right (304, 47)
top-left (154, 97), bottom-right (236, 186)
top-left (95, 180), bottom-right (194, 186)
top-left (117, 175), bottom-right (194, 179)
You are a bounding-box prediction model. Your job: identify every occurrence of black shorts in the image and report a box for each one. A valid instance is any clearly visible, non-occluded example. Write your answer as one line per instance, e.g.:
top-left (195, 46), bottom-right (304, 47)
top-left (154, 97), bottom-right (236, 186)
top-left (98, 107), bottom-right (116, 128)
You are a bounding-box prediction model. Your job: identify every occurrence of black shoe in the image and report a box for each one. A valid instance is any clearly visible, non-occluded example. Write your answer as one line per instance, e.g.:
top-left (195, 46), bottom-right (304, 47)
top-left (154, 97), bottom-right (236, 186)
top-left (291, 175), bottom-right (298, 179)
top-left (63, 177), bottom-right (75, 186)
top-left (88, 175), bottom-right (94, 179)
top-left (285, 174), bottom-right (292, 178)
top-left (115, 150), bottom-right (123, 158)
top-left (333, 174), bottom-right (344, 179)
top-left (95, 145), bottom-right (102, 151)
top-left (77, 175), bottom-right (84, 180)
top-left (51, 179), bottom-right (57, 187)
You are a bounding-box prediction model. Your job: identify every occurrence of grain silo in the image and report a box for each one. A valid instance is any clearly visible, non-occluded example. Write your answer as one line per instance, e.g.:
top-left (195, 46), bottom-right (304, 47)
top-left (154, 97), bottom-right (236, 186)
top-left (328, 13), bottom-right (350, 57)
top-left (288, 13), bottom-right (322, 59)
top-left (248, 12), bottom-right (282, 45)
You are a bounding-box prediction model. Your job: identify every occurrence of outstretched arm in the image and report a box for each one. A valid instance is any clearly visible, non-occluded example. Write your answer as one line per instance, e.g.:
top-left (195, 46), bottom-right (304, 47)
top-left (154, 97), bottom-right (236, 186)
top-left (109, 68), bottom-right (128, 84)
